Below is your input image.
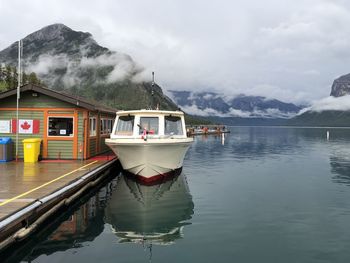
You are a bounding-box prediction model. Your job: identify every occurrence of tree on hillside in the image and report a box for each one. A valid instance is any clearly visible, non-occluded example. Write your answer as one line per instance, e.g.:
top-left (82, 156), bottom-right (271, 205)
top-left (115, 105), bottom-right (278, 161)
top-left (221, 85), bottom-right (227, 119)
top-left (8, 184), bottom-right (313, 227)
top-left (0, 65), bottom-right (42, 92)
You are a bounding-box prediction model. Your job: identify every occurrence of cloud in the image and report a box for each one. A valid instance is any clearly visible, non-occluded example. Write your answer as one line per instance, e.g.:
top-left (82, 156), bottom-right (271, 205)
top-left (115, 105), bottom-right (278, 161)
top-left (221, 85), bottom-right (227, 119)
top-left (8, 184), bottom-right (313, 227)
top-left (203, 93), bottom-right (215, 100)
top-left (180, 104), bottom-right (227, 117)
top-left (2, 0), bottom-right (350, 103)
top-left (26, 54), bottom-right (67, 75)
top-left (25, 48), bottom-right (144, 87)
top-left (305, 95), bottom-right (350, 112)
top-left (227, 108), bottom-right (253, 118)
top-left (242, 84), bottom-right (309, 104)
top-left (181, 102), bottom-right (300, 119)
top-left (80, 52), bottom-right (140, 83)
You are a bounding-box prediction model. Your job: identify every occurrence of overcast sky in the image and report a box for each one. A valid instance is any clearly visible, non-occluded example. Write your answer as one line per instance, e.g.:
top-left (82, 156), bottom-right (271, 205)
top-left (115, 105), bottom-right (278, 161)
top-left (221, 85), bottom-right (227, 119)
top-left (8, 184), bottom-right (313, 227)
top-left (1, 0), bottom-right (350, 104)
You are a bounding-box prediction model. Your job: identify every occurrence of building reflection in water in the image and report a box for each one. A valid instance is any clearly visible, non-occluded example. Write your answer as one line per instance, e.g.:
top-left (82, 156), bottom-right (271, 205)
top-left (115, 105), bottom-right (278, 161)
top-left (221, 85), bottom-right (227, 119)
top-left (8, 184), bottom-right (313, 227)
top-left (105, 173), bottom-right (194, 245)
top-left (13, 172), bottom-right (193, 262)
top-left (17, 179), bottom-right (117, 262)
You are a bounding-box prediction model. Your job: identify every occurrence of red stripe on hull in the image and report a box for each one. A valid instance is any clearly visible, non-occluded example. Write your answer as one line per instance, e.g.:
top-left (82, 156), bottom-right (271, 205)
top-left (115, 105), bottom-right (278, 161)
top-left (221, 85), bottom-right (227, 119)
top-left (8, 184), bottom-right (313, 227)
top-left (124, 167), bottom-right (183, 186)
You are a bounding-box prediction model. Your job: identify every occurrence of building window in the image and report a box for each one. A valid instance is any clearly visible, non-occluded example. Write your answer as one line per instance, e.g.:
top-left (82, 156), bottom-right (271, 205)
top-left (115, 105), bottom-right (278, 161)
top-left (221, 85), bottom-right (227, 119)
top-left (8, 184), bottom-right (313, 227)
top-left (48, 117), bottom-right (73, 136)
top-left (108, 119), bottom-right (113, 133)
top-left (89, 117), bottom-right (96, 136)
top-left (99, 118), bottom-right (114, 135)
top-left (165, 116), bottom-right (183, 135)
top-left (115, 115), bottom-right (134, 136)
top-left (139, 117), bottom-right (159, 135)
top-left (100, 119), bottom-right (108, 135)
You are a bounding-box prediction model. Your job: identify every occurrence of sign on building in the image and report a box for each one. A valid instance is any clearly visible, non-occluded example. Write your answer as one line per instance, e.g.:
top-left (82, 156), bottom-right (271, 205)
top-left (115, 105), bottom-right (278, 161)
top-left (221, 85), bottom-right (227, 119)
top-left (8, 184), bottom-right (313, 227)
top-left (0, 120), bottom-right (11, 133)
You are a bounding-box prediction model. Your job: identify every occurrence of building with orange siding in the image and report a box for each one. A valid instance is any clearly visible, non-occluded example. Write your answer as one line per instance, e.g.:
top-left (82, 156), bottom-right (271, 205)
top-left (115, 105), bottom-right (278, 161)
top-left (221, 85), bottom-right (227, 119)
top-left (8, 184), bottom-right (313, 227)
top-left (0, 84), bottom-right (116, 160)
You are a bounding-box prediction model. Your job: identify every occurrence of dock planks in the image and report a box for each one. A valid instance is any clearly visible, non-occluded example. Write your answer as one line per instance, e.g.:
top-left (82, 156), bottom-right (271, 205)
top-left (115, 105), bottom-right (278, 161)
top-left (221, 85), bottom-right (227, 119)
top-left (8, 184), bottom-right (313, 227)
top-left (0, 159), bottom-right (113, 222)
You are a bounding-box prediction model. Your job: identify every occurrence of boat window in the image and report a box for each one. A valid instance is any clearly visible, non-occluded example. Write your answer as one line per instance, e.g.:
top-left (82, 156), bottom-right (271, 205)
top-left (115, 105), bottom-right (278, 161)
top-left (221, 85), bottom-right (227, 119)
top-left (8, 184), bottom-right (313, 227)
top-left (48, 117), bottom-right (74, 137)
top-left (165, 116), bottom-right (183, 135)
top-left (139, 117), bottom-right (159, 135)
top-left (115, 115), bottom-right (134, 136)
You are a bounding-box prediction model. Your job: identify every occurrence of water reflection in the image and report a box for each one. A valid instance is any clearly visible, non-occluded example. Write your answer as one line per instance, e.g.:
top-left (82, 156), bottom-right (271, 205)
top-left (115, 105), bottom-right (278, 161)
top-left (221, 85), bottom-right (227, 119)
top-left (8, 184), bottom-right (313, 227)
top-left (189, 127), bottom-right (304, 163)
top-left (7, 127), bottom-right (350, 262)
top-left (3, 171), bottom-right (194, 263)
top-left (105, 173), bottom-right (194, 245)
top-left (19, 179), bottom-right (116, 262)
top-left (329, 145), bottom-right (350, 186)
top-left (193, 127), bottom-right (350, 161)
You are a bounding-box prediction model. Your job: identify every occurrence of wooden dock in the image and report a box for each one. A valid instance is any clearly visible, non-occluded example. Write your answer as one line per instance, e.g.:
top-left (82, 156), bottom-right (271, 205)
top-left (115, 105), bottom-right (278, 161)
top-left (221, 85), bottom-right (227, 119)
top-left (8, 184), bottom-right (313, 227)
top-left (0, 155), bottom-right (118, 251)
top-left (187, 125), bottom-right (230, 136)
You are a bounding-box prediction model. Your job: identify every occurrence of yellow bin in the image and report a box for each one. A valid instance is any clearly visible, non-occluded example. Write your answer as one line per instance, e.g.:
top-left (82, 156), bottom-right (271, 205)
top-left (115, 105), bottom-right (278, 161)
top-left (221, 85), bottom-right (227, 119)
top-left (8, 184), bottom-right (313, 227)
top-left (23, 138), bottom-right (42, 163)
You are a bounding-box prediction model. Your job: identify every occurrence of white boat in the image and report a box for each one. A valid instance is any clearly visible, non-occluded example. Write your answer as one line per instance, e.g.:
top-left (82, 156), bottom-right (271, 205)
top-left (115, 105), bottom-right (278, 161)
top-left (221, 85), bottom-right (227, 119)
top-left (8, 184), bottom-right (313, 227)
top-left (105, 110), bottom-right (193, 183)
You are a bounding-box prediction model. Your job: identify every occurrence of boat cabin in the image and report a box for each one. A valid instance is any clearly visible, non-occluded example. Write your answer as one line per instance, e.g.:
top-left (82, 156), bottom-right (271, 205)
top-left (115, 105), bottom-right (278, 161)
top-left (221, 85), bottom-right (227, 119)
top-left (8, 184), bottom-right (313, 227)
top-left (111, 110), bottom-right (187, 139)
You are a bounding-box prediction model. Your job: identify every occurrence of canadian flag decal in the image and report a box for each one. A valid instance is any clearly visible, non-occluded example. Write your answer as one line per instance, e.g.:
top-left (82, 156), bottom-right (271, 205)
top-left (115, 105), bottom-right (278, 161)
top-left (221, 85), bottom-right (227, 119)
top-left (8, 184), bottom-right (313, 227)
top-left (12, 119), bottom-right (40, 134)
top-left (21, 121), bottom-right (31, 130)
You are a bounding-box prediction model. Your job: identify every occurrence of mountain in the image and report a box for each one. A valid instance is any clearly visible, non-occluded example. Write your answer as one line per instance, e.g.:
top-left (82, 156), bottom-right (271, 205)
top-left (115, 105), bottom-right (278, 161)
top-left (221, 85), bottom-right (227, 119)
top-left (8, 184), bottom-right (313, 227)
top-left (288, 111), bottom-right (350, 127)
top-left (330, 73), bottom-right (350, 97)
top-left (0, 24), bottom-right (177, 111)
top-left (289, 72), bottom-right (350, 127)
top-left (169, 90), bottom-right (303, 119)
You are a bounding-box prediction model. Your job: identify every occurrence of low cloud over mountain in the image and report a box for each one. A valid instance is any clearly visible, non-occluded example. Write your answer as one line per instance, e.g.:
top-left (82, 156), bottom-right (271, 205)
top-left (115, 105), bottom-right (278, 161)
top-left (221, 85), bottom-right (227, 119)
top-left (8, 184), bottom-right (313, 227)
top-left (168, 90), bottom-right (304, 119)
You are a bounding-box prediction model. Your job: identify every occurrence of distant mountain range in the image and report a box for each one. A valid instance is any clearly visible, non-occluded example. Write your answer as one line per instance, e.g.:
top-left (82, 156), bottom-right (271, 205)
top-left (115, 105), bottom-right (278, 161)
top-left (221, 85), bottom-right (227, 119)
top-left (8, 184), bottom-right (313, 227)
top-left (169, 90), bottom-right (303, 119)
top-left (170, 72), bottom-right (350, 126)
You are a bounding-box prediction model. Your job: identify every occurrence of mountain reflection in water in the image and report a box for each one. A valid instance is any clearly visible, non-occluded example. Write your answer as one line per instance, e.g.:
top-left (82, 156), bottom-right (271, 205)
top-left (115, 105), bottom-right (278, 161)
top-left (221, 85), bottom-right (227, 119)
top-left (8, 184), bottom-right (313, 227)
top-left (329, 143), bottom-right (350, 186)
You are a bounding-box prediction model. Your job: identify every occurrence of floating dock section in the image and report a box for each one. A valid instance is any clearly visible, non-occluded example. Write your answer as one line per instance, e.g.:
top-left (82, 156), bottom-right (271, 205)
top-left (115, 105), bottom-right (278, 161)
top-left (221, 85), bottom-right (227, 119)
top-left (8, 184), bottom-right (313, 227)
top-left (187, 125), bottom-right (230, 136)
top-left (0, 155), bottom-right (117, 251)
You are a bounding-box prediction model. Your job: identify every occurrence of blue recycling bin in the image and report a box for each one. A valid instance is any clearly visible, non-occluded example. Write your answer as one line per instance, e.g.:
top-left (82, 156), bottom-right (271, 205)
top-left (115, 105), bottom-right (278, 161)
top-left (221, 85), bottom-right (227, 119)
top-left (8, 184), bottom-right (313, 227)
top-left (0, 137), bottom-right (13, 162)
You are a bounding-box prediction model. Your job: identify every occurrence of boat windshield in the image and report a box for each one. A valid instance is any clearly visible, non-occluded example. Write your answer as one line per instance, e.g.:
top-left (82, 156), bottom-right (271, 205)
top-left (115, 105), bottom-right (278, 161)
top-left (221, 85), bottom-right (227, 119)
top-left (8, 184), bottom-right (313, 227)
top-left (165, 116), bottom-right (183, 135)
top-left (115, 115), bottom-right (134, 136)
top-left (139, 117), bottom-right (159, 135)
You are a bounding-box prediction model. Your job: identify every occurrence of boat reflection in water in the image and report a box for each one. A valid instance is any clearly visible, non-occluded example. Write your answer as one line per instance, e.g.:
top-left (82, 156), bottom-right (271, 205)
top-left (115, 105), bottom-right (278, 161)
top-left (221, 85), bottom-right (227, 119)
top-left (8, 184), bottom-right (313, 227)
top-left (4, 172), bottom-right (193, 263)
top-left (105, 172), bottom-right (194, 245)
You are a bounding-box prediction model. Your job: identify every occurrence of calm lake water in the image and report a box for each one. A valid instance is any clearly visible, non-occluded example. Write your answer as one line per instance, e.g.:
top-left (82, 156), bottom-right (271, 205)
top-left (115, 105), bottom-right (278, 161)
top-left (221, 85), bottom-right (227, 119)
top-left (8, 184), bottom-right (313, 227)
top-left (5, 126), bottom-right (350, 263)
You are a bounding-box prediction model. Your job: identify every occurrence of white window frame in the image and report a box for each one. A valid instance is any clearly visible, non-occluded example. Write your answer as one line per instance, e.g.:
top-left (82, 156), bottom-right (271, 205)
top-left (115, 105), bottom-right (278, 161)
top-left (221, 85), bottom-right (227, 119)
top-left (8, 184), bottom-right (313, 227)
top-left (47, 116), bottom-right (74, 137)
top-left (100, 119), bottom-right (105, 135)
top-left (100, 118), bottom-right (114, 135)
top-left (89, 117), bottom-right (97, 137)
top-left (107, 119), bottom-right (113, 134)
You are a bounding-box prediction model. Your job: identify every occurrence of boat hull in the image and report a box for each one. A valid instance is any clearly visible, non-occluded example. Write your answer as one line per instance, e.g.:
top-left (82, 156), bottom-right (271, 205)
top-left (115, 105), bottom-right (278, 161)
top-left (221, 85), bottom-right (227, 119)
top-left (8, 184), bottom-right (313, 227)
top-left (106, 138), bottom-right (193, 182)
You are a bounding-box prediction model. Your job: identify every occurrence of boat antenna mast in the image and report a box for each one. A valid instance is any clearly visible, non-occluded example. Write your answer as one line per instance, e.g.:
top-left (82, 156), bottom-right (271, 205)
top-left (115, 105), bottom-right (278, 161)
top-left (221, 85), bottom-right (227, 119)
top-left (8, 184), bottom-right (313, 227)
top-left (150, 71), bottom-right (155, 110)
top-left (150, 71), bottom-right (159, 110)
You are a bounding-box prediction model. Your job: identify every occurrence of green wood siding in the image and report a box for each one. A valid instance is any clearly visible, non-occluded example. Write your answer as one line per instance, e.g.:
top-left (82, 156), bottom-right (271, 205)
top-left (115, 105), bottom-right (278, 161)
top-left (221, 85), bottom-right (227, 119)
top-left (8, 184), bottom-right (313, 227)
top-left (47, 141), bottom-right (73, 159)
top-left (0, 91), bottom-right (77, 108)
top-left (0, 110), bottom-right (44, 159)
top-left (100, 136), bottom-right (110, 153)
top-left (89, 138), bottom-right (97, 157)
top-left (78, 111), bottom-right (85, 159)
